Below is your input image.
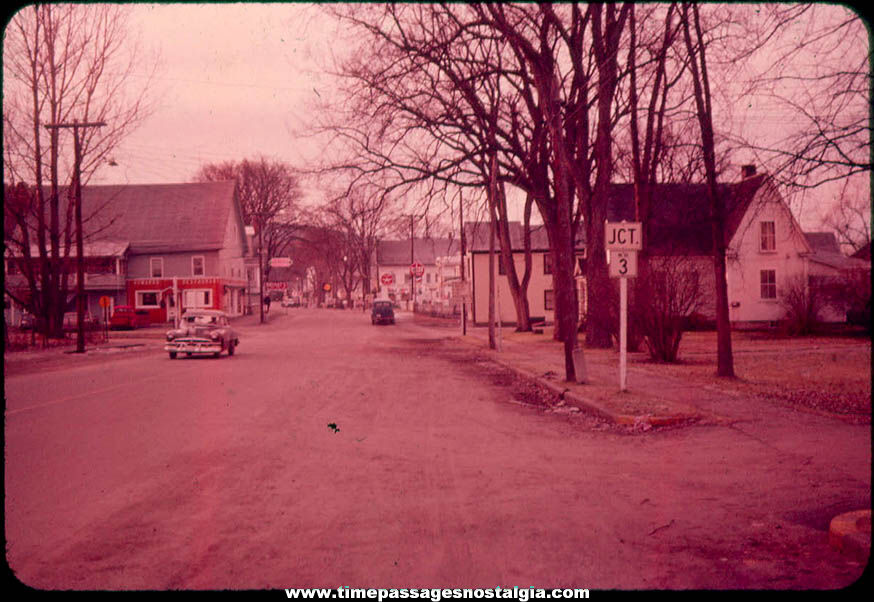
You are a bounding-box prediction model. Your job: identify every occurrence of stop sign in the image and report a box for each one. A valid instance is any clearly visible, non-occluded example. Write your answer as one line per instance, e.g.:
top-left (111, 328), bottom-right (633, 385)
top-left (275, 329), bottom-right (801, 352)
top-left (381, 273), bottom-right (394, 286)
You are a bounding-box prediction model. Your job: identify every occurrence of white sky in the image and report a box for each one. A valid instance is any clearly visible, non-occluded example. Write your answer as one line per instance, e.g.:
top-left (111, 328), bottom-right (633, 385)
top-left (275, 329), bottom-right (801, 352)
top-left (88, 3), bottom-right (340, 205)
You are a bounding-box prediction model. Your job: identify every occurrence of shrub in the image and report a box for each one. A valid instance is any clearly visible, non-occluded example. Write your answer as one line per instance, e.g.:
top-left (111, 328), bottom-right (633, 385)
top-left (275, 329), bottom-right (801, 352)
top-left (634, 256), bottom-right (704, 362)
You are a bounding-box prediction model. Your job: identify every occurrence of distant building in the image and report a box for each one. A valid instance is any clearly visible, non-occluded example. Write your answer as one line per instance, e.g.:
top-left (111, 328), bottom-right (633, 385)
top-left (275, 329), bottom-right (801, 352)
top-left (374, 238), bottom-right (460, 308)
top-left (464, 222), bottom-right (585, 326)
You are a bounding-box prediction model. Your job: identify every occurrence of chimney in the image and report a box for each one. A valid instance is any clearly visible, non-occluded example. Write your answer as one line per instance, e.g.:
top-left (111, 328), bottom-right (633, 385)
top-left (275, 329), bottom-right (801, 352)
top-left (741, 164), bottom-right (756, 179)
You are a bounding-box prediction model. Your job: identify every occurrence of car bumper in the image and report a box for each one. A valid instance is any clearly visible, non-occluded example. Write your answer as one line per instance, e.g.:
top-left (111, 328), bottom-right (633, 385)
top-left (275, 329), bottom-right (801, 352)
top-left (165, 340), bottom-right (222, 354)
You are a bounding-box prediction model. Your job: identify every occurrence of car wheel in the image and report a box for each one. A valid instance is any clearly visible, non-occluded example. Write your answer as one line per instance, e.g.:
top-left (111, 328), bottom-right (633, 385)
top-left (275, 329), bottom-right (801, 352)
top-left (228, 341), bottom-right (235, 356)
top-left (169, 352), bottom-right (177, 359)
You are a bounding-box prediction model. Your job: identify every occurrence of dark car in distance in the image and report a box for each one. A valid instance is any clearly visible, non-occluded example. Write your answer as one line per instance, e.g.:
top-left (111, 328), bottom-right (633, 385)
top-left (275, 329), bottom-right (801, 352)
top-left (371, 300), bottom-right (395, 325)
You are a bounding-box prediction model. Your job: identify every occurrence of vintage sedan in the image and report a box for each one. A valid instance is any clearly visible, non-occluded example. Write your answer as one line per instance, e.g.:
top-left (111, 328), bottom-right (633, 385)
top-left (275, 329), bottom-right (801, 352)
top-left (165, 309), bottom-right (239, 359)
top-left (371, 300), bottom-right (395, 325)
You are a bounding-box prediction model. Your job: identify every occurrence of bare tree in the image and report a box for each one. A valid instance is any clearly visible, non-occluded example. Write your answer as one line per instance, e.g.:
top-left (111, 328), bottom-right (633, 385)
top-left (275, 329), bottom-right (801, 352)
top-left (3, 4), bottom-right (156, 340)
top-left (733, 4), bottom-right (870, 190)
top-left (320, 181), bottom-right (396, 304)
top-left (681, 1), bottom-right (735, 377)
top-left (822, 178), bottom-right (871, 254)
top-left (196, 157), bottom-right (302, 322)
top-left (317, 4), bottom-right (538, 330)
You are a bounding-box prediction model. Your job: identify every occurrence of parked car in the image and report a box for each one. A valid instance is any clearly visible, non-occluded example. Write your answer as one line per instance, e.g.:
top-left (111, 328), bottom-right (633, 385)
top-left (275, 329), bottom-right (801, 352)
top-left (371, 300), bottom-right (395, 325)
top-left (280, 296), bottom-right (301, 308)
top-left (109, 305), bottom-right (150, 330)
top-left (165, 309), bottom-right (239, 359)
top-left (62, 311), bottom-right (99, 332)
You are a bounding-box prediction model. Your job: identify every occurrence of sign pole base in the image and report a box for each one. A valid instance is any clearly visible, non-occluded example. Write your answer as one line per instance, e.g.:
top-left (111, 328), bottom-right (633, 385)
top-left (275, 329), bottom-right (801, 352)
top-left (620, 276), bottom-right (628, 392)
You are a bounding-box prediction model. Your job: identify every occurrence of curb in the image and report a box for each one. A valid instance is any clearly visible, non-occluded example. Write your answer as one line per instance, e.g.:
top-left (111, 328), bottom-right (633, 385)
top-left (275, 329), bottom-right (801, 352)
top-left (829, 510), bottom-right (871, 561)
top-left (459, 335), bottom-right (701, 427)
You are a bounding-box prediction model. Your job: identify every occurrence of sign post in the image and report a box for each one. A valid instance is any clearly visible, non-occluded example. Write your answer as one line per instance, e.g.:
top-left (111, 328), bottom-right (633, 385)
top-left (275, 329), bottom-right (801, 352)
top-left (606, 221), bottom-right (642, 392)
top-left (410, 263), bottom-right (424, 311)
top-left (99, 295), bottom-right (111, 341)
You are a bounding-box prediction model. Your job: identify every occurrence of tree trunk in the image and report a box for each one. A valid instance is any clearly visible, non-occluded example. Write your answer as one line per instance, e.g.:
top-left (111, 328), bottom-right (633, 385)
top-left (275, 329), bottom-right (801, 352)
top-left (682, 2), bottom-right (735, 377)
top-left (494, 181), bottom-right (532, 331)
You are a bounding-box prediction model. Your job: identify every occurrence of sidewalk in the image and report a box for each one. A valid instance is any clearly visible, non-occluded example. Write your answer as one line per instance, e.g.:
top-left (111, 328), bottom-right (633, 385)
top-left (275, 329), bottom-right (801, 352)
top-left (453, 324), bottom-right (767, 428)
top-left (3, 310), bottom-right (298, 371)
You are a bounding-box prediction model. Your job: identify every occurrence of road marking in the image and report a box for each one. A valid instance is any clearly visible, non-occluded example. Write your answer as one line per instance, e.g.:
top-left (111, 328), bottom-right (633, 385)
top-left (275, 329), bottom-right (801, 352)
top-left (5, 375), bottom-right (161, 416)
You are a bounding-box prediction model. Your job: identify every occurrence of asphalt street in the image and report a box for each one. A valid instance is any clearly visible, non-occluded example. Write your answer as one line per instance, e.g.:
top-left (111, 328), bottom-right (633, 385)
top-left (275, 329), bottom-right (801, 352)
top-left (4, 308), bottom-right (869, 590)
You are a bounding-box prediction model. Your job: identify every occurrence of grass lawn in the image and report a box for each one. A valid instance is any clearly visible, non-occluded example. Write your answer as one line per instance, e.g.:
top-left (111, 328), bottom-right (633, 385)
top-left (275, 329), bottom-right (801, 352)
top-left (632, 330), bottom-right (872, 422)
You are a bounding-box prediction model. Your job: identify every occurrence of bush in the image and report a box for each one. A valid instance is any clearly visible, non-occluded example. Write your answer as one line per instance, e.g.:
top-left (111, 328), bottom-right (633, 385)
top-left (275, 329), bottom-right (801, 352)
top-left (779, 275), bottom-right (822, 336)
top-left (633, 257), bottom-right (704, 362)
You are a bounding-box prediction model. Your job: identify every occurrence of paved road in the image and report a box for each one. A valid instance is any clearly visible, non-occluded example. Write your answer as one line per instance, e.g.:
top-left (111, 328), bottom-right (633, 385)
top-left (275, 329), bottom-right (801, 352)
top-left (4, 309), bottom-right (869, 590)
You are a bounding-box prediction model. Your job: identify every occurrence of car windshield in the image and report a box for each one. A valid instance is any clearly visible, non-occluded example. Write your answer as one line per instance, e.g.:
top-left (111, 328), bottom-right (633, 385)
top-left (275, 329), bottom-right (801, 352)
top-left (374, 302), bottom-right (391, 309)
top-left (185, 314), bottom-right (219, 326)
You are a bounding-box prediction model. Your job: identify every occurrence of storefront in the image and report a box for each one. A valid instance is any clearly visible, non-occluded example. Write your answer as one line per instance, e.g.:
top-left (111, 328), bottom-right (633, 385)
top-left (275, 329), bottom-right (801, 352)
top-left (128, 277), bottom-right (245, 323)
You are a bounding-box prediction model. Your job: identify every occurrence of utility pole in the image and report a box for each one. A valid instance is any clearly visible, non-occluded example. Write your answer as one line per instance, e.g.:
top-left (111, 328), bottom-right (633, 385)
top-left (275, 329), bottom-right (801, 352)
top-left (402, 213), bottom-right (416, 311)
top-left (44, 120), bottom-right (105, 353)
top-left (458, 189), bottom-right (466, 336)
top-left (258, 218), bottom-right (265, 324)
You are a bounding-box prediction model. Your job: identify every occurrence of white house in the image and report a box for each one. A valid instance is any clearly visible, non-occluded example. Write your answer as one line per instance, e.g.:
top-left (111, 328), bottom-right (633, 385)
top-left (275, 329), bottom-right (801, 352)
top-left (464, 222), bottom-right (586, 326)
top-left (720, 168), bottom-right (870, 326)
top-left (464, 166), bottom-right (869, 329)
top-left (374, 238), bottom-right (460, 308)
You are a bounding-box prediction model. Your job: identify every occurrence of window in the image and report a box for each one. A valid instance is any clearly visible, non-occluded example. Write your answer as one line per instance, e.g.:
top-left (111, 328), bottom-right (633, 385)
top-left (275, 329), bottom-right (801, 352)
top-left (86, 257), bottom-right (115, 274)
top-left (544, 289), bottom-right (555, 311)
top-left (183, 289), bottom-right (212, 308)
top-left (760, 270), bottom-right (776, 299)
top-left (150, 257), bottom-right (163, 278)
top-left (136, 291), bottom-right (160, 308)
top-left (760, 221), bottom-right (776, 252)
top-left (192, 256), bottom-right (205, 276)
top-left (543, 253), bottom-right (553, 275)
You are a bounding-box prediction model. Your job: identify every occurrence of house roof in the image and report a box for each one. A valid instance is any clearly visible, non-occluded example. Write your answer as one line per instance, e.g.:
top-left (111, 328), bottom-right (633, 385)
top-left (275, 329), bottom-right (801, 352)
top-left (851, 241), bottom-right (871, 261)
top-left (802, 231), bottom-right (870, 271)
top-left (464, 175), bottom-right (768, 255)
top-left (74, 181), bottom-right (245, 254)
top-left (465, 221), bottom-right (584, 252)
top-left (804, 231), bottom-right (842, 255)
top-left (605, 175), bottom-right (765, 255)
top-left (27, 240), bottom-right (130, 258)
top-left (808, 252), bottom-right (870, 271)
top-left (377, 238), bottom-right (460, 265)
